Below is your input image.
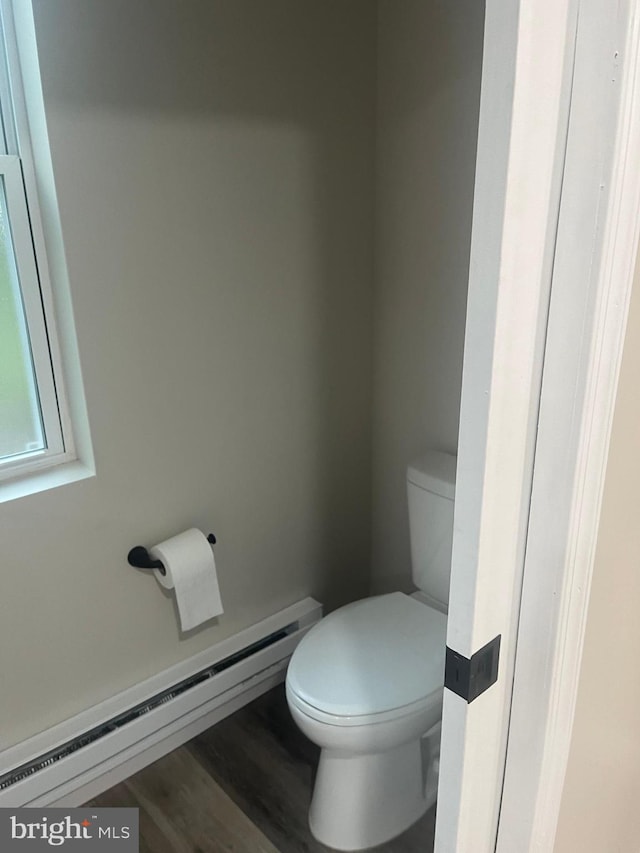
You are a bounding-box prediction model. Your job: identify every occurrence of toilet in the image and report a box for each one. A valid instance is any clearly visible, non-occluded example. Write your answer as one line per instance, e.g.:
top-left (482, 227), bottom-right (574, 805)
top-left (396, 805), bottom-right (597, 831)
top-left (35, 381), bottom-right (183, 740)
top-left (285, 450), bottom-right (455, 851)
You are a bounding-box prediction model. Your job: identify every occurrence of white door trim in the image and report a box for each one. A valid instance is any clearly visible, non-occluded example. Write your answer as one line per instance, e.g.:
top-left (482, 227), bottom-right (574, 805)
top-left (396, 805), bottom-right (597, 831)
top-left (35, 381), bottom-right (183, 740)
top-left (436, 0), bottom-right (640, 850)
top-left (435, 1), bottom-right (579, 850)
top-left (497, 0), bottom-right (640, 849)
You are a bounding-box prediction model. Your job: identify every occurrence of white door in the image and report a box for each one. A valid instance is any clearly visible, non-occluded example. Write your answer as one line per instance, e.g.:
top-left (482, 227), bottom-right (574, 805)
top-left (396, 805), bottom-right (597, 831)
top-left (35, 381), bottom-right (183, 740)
top-left (434, 0), bottom-right (640, 850)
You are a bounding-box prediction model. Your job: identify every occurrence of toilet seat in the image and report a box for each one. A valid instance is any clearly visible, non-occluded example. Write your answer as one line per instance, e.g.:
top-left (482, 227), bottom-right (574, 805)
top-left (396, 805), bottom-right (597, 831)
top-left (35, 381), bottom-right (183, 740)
top-left (286, 592), bottom-right (447, 723)
top-left (286, 683), bottom-right (442, 728)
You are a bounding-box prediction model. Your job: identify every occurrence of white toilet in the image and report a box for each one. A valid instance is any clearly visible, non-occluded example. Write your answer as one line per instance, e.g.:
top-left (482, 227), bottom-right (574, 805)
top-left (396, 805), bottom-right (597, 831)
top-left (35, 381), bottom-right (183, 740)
top-left (285, 450), bottom-right (455, 851)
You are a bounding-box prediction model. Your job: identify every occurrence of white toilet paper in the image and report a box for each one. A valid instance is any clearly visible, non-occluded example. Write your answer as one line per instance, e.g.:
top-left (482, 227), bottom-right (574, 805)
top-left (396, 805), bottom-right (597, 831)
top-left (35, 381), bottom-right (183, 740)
top-left (150, 528), bottom-right (223, 631)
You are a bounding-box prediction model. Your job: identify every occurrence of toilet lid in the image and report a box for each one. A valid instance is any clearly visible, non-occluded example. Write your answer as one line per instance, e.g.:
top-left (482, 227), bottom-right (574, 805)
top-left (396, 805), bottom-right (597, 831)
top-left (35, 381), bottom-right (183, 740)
top-left (287, 593), bottom-right (447, 718)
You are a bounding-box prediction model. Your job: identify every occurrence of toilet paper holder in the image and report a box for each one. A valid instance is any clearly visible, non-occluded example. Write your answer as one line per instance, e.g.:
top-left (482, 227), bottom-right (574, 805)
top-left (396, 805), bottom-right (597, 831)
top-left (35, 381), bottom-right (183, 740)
top-left (128, 533), bottom-right (217, 576)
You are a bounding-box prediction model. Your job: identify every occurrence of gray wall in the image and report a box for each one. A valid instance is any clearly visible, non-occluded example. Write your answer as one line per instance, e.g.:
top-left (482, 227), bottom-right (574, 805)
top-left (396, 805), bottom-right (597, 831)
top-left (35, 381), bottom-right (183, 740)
top-left (371, 0), bottom-right (484, 594)
top-left (0, 0), bottom-right (375, 747)
top-left (0, 0), bottom-right (486, 749)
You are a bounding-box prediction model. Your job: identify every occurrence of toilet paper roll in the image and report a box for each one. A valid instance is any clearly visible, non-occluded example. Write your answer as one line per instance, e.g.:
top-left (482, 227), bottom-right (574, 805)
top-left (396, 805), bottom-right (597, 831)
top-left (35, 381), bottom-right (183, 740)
top-left (150, 528), bottom-right (223, 632)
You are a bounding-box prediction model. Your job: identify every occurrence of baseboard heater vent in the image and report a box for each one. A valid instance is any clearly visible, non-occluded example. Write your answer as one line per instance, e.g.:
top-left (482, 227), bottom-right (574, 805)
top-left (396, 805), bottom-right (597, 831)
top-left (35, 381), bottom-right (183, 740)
top-left (0, 623), bottom-right (295, 792)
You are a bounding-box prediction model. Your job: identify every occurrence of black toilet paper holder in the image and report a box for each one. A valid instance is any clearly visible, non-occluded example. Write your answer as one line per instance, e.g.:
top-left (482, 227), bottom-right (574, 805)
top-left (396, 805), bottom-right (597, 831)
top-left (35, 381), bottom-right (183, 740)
top-left (127, 533), bottom-right (216, 576)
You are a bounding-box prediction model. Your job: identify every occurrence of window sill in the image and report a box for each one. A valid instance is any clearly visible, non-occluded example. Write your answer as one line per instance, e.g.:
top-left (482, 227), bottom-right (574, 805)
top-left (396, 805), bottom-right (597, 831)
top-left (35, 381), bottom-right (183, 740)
top-left (0, 458), bottom-right (95, 504)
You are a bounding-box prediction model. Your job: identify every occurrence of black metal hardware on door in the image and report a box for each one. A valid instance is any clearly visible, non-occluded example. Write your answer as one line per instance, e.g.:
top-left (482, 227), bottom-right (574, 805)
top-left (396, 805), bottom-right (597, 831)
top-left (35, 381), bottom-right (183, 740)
top-left (127, 533), bottom-right (217, 577)
top-left (444, 634), bottom-right (501, 703)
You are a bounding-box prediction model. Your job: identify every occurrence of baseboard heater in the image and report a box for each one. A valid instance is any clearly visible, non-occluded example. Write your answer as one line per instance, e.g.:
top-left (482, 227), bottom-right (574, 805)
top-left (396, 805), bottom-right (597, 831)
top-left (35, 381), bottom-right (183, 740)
top-left (0, 597), bottom-right (321, 808)
top-left (1, 627), bottom-right (290, 790)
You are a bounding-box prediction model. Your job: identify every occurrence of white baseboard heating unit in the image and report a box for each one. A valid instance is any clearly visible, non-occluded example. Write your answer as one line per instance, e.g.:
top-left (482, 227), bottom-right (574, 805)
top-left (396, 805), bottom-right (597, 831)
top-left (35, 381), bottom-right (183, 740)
top-left (0, 597), bottom-right (321, 808)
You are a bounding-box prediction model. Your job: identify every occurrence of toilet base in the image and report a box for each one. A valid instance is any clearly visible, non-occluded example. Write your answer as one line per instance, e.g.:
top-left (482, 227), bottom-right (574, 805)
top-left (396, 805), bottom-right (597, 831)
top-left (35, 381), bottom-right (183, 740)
top-left (308, 733), bottom-right (438, 851)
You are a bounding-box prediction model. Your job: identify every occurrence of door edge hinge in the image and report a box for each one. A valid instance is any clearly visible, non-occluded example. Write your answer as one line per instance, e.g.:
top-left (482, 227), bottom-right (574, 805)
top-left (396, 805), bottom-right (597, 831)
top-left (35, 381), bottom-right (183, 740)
top-left (444, 634), bottom-right (501, 703)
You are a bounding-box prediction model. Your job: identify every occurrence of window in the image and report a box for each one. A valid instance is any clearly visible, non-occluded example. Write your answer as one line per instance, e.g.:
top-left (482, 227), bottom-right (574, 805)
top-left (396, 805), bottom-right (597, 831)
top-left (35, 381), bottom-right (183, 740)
top-left (0, 152), bottom-right (65, 474)
top-left (0, 0), bottom-right (91, 494)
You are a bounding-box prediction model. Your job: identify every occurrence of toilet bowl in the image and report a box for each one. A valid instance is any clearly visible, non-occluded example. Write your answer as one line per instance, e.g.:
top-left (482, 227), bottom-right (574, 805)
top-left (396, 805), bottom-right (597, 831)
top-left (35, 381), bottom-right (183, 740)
top-left (285, 450), bottom-right (456, 851)
top-left (286, 592), bottom-right (447, 851)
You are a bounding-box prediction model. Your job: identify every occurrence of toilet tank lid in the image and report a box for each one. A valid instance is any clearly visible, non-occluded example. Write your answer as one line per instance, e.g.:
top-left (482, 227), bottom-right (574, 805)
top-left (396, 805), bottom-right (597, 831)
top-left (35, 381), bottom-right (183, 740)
top-left (407, 451), bottom-right (456, 499)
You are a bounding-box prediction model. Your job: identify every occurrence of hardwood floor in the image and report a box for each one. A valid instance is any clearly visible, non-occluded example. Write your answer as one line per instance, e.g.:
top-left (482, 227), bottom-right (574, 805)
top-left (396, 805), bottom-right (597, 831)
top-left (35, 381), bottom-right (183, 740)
top-left (87, 685), bottom-right (436, 852)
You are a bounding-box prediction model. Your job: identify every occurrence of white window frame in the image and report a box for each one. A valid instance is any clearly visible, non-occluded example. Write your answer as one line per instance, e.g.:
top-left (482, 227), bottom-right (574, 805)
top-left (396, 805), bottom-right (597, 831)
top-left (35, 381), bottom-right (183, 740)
top-left (0, 0), bottom-right (92, 498)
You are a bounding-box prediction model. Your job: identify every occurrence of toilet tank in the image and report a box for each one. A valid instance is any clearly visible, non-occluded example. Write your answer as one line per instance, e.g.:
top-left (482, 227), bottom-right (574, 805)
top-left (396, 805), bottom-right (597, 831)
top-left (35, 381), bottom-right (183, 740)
top-left (407, 451), bottom-right (456, 610)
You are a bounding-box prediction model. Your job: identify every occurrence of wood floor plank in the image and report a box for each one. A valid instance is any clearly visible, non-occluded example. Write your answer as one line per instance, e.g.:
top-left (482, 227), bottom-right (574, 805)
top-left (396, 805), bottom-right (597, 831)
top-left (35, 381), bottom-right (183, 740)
top-left (90, 746), bottom-right (278, 853)
top-left (87, 780), bottom-right (176, 853)
top-left (188, 688), bottom-right (325, 853)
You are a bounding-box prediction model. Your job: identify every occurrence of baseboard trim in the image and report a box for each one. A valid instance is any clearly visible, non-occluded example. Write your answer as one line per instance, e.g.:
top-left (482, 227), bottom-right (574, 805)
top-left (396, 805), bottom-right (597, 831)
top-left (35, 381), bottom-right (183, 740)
top-left (0, 597), bottom-right (321, 807)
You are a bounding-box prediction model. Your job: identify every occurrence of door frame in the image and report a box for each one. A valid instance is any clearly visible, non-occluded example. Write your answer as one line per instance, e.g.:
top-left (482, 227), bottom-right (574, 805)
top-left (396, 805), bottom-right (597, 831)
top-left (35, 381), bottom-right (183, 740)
top-left (435, 0), bottom-right (640, 851)
top-left (497, 0), bottom-right (640, 849)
